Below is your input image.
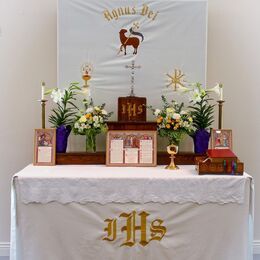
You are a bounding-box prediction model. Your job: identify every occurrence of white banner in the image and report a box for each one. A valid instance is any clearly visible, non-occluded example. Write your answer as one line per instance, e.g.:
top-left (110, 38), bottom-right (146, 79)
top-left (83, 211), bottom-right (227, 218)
top-left (58, 0), bottom-right (207, 121)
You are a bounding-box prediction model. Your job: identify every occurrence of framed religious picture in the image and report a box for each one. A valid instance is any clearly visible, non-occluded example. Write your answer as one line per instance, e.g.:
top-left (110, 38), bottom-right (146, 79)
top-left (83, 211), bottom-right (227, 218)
top-left (33, 129), bottom-right (56, 166)
top-left (210, 129), bottom-right (232, 150)
top-left (106, 130), bottom-right (157, 166)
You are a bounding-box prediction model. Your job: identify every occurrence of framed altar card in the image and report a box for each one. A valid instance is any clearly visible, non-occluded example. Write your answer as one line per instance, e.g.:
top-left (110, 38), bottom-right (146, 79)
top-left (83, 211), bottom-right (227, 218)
top-left (210, 129), bottom-right (232, 150)
top-left (106, 130), bottom-right (157, 167)
top-left (33, 129), bottom-right (56, 166)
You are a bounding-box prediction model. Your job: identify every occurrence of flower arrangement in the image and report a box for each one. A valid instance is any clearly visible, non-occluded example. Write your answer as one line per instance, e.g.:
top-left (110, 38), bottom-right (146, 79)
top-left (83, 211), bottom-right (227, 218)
top-left (150, 95), bottom-right (194, 146)
top-left (48, 82), bottom-right (81, 128)
top-left (177, 82), bottom-right (223, 153)
top-left (178, 82), bottom-right (222, 132)
top-left (46, 82), bottom-right (81, 153)
top-left (73, 99), bottom-right (113, 152)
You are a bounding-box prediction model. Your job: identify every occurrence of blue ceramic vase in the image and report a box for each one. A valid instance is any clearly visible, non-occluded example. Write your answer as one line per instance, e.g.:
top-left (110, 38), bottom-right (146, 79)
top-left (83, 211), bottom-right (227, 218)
top-left (56, 125), bottom-right (71, 153)
top-left (193, 129), bottom-right (210, 154)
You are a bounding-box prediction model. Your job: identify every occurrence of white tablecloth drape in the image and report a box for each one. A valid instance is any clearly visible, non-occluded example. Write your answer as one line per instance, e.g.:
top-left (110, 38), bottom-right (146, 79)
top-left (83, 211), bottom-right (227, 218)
top-left (10, 165), bottom-right (254, 260)
top-left (14, 164), bottom-right (250, 205)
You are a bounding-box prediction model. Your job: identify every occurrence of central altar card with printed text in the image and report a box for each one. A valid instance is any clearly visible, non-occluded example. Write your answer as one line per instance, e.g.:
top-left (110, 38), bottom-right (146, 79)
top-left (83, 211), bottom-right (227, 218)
top-left (106, 131), bottom-right (157, 166)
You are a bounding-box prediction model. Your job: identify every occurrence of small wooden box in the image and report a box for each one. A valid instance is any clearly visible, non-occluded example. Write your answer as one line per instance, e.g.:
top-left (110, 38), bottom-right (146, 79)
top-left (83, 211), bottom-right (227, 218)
top-left (118, 96), bottom-right (146, 121)
top-left (195, 156), bottom-right (244, 175)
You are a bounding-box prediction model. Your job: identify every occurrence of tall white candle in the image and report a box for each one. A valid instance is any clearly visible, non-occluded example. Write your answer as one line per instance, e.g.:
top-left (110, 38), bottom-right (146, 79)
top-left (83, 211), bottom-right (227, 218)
top-left (41, 82), bottom-right (45, 100)
top-left (219, 83), bottom-right (223, 101)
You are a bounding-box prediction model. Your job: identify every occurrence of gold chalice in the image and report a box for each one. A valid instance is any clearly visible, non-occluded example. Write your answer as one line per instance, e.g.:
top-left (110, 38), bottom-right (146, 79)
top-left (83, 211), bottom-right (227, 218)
top-left (165, 144), bottom-right (179, 170)
top-left (81, 63), bottom-right (93, 96)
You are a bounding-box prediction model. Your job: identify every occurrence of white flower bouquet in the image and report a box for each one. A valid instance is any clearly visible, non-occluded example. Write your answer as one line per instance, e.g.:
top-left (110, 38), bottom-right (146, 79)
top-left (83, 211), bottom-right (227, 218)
top-left (73, 99), bottom-right (112, 152)
top-left (149, 96), bottom-right (194, 145)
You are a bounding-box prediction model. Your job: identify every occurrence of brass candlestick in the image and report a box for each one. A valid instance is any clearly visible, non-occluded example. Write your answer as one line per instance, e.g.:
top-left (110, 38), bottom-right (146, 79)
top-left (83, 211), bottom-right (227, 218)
top-left (217, 100), bottom-right (225, 129)
top-left (38, 99), bottom-right (47, 129)
top-left (165, 144), bottom-right (179, 170)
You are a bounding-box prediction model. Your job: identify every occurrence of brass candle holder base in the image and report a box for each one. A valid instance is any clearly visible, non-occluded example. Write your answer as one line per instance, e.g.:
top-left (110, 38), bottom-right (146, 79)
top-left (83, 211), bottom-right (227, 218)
top-left (165, 144), bottom-right (179, 170)
top-left (38, 99), bottom-right (48, 129)
top-left (217, 100), bottom-right (225, 129)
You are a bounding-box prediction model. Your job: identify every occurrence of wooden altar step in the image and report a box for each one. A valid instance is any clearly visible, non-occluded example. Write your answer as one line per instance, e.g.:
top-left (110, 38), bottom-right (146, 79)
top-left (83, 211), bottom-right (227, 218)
top-left (56, 152), bottom-right (200, 165)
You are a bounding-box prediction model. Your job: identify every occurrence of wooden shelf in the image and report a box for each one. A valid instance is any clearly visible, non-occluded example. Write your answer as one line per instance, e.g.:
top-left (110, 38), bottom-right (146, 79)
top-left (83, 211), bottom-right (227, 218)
top-left (107, 121), bottom-right (157, 130)
top-left (56, 152), bottom-right (200, 165)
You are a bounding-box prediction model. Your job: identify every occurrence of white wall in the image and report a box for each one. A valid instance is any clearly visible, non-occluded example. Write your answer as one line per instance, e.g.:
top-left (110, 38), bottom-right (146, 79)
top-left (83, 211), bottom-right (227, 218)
top-left (0, 0), bottom-right (57, 241)
top-left (207, 0), bottom-right (260, 241)
top-left (0, 0), bottom-right (259, 253)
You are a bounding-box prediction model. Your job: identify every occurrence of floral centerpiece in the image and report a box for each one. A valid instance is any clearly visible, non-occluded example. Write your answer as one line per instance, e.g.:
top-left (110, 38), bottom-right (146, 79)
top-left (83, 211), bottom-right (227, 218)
top-left (73, 99), bottom-right (112, 152)
top-left (47, 82), bottom-right (81, 153)
top-left (178, 82), bottom-right (222, 153)
top-left (150, 95), bottom-right (194, 146)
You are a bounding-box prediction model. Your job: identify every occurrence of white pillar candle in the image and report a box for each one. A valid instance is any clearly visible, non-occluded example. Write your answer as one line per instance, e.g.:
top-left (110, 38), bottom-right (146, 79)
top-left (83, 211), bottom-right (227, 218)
top-left (219, 84), bottom-right (223, 101)
top-left (41, 82), bottom-right (45, 100)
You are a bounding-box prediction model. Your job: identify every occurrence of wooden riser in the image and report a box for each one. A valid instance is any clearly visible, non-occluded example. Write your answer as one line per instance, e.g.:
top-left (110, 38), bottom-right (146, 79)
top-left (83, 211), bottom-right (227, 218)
top-left (56, 152), bottom-right (199, 165)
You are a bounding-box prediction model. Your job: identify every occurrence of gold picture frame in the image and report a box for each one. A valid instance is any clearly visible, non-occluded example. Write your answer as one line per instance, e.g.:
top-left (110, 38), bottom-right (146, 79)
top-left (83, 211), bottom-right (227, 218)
top-left (210, 129), bottom-right (232, 150)
top-left (33, 128), bottom-right (56, 166)
top-left (106, 130), bottom-right (157, 167)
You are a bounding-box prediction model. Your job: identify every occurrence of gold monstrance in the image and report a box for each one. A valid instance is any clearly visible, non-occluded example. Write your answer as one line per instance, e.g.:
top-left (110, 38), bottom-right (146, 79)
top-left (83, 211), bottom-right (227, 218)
top-left (165, 144), bottom-right (179, 170)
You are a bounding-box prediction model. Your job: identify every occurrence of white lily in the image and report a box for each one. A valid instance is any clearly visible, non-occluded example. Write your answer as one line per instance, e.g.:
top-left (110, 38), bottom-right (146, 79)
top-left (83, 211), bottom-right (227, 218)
top-left (44, 87), bottom-right (56, 96)
top-left (51, 89), bottom-right (65, 104)
top-left (189, 88), bottom-right (202, 103)
top-left (207, 83), bottom-right (223, 97)
top-left (177, 84), bottom-right (191, 93)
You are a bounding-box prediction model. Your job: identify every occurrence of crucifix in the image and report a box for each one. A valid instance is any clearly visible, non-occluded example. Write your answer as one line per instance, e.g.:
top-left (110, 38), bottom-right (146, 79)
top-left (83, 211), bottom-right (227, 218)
top-left (118, 60), bottom-right (146, 121)
top-left (125, 60), bottom-right (141, 97)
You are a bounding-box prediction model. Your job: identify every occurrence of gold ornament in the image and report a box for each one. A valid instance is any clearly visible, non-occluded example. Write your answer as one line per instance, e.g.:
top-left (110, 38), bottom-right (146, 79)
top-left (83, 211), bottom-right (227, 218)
top-left (81, 63), bottom-right (93, 97)
top-left (166, 69), bottom-right (186, 91)
top-left (165, 144), bottom-right (179, 170)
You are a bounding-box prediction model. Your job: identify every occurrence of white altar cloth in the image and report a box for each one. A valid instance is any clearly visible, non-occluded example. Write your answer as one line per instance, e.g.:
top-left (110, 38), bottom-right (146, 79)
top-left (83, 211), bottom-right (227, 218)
top-left (14, 165), bottom-right (249, 205)
top-left (11, 165), bottom-right (254, 260)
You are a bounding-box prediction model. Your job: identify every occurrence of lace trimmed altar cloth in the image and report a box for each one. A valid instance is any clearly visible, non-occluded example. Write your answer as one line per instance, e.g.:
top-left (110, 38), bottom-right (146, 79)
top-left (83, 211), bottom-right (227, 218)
top-left (13, 164), bottom-right (251, 205)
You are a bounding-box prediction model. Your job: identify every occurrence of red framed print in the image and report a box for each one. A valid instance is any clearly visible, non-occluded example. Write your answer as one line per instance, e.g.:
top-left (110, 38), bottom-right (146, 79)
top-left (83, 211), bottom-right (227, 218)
top-left (33, 128), bottom-right (56, 166)
top-left (210, 129), bottom-right (232, 150)
top-left (106, 130), bottom-right (157, 167)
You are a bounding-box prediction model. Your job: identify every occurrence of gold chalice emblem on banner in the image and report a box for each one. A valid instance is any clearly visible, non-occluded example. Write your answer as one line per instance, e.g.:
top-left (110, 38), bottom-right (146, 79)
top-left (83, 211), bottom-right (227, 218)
top-left (81, 63), bottom-right (93, 97)
top-left (165, 144), bottom-right (179, 170)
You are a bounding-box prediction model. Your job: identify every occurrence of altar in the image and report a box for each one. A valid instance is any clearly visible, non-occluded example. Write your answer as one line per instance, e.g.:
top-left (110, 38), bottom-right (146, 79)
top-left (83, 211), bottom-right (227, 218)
top-left (11, 165), bottom-right (254, 260)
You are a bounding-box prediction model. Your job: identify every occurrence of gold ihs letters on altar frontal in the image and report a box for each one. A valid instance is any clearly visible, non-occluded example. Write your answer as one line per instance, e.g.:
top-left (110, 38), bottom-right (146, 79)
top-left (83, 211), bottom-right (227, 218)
top-left (103, 211), bottom-right (167, 247)
top-left (118, 97), bottom-right (146, 121)
top-left (121, 102), bottom-right (143, 118)
top-left (103, 4), bottom-right (159, 21)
